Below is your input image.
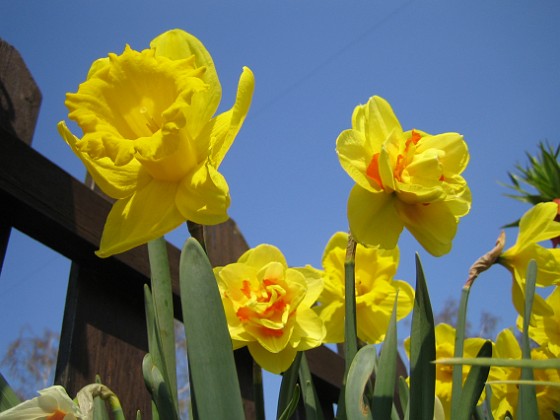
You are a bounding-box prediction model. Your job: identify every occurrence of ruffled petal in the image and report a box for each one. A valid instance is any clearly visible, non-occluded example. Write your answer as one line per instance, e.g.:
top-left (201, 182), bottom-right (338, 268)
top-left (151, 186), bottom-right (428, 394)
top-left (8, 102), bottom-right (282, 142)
top-left (336, 129), bottom-right (378, 192)
top-left (175, 163), bottom-right (230, 225)
top-left (347, 185), bottom-right (403, 249)
top-left (96, 180), bottom-right (184, 257)
top-left (291, 307), bottom-right (326, 350)
top-left (415, 132), bottom-right (469, 176)
top-left (517, 202), bottom-right (560, 248)
top-left (395, 200), bottom-right (458, 257)
top-left (58, 121), bottom-right (147, 199)
top-left (248, 342), bottom-right (297, 375)
top-left (353, 95), bottom-right (402, 149)
top-left (150, 28), bottom-right (222, 138)
top-left (238, 244), bottom-right (288, 271)
top-left (207, 67), bottom-right (255, 168)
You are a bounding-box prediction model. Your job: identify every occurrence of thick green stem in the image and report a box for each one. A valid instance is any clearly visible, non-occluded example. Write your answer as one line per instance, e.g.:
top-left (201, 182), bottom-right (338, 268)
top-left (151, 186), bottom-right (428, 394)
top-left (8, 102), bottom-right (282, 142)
top-left (450, 285), bottom-right (471, 415)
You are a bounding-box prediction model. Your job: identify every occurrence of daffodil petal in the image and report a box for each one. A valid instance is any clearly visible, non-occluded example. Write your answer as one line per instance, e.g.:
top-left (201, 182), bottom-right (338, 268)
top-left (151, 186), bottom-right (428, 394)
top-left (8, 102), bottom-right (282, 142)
top-left (96, 180), bottom-right (183, 257)
top-left (395, 200), bottom-right (457, 257)
top-left (248, 342), bottom-right (297, 375)
top-left (58, 121), bottom-right (147, 199)
top-left (150, 28), bottom-right (222, 137)
top-left (518, 202), bottom-right (560, 247)
top-left (207, 67), bottom-right (255, 168)
top-left (415, 132), bottom-right (469, 176)
top-left (354, 95), bottom-right (402, 149)
top-left (347, 185), bottom-right (403, 250)
top-left (316, 300), bottom-right (345, 343)
top-left (175, 163), bottom-right (230, 225)
top-left (238, 244), bottom-right (288, 270)
top-left (336, 129), bottom-right (378, 192)
top-left (292, 308), bottom-right (325, 350)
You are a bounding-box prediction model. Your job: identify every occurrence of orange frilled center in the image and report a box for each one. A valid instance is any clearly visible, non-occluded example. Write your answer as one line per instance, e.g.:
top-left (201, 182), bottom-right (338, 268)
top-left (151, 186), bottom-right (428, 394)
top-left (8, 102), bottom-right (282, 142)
top-left (366, 130), bottom-right (422, 189)
top-left (47, 410), bottom-right (67, 420)
top-left (235, 279), bottom-right (288, 337)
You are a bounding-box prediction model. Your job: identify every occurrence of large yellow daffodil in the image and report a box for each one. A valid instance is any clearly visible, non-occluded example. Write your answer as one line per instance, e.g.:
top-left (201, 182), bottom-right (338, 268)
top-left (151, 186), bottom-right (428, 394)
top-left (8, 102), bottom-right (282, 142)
top-left (214, 244), bottom-right (325, 374)
top-left (58, 29), bottom-right (254, 257)
top-left (488, 328), bottom-right (560, 419)
top-left (336, 96), bottom-right (471, 256)
top-left (314, 232), bottom-right (414, 344)
top-left (404, 323), bottom-right (487, 419)
top-left (498, 202), bottom-right (560, 316)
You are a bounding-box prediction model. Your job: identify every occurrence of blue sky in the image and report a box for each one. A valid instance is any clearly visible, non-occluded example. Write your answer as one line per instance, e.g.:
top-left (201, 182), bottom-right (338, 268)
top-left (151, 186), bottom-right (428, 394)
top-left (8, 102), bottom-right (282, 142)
top-left (1, 0), bottom-right (559, 416)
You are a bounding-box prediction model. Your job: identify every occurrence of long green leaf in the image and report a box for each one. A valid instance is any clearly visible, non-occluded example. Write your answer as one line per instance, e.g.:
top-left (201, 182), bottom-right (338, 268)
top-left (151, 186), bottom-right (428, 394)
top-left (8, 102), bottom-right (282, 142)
top-left (179, 238), bottom-right (244, 420)
top-left (372, 294), bottom-right (398, 420)
top-left (0, 372), bottom-right (20, 412)
top-left (278, 384), bottom-right (301, 420)
top-left (435, 357), bottom-right (560, 369)
top-left (142, 354), bottom-right (179, 420)
top-left (278, 352), bottom-right (302, 419)
top-left (451, 285), bottom-right (470, 415)
top-left (455, 340), bottom-right (492, 420)
top-left (147, 238), bottom-right (178, 410)
top-left (518, 260), bottom-right (538, 417)
top-left (299, 352), bottom-right (324, 420)
top-left (408, 254), bottom-right (435, 420)
top-left (345, 344), bottom-right (376, 420)
top-left (143, 285), bottom-right (160, 420)
top-left (397, 377), bottom-right (409, 419)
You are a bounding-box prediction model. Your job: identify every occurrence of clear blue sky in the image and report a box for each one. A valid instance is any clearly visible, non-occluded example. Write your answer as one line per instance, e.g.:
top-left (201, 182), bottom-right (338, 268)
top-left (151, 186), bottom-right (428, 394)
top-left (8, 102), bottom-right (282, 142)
top-left (1, 1), bottom-right (559, 416)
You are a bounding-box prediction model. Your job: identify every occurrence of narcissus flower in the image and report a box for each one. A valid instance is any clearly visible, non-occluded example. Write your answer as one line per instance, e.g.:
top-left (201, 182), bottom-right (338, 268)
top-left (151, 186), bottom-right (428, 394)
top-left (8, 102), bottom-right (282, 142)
top-left (488, 328), bottom-right (560, 419)
top-left (404, 323), bottom-right (487, 419)
top-left (498, 202), bottom-right (560, 316)
top-left (314, 232), bottom-right (414, 344)
top-left (214, 244), bottom-right (326, 374)
top-left (58, 29), bottom-right (255, 257)
top-left (517, 286), bottom-right (560, 357)
top-left (336, 96), bottom-right (471, 256)
top-left (0, 385), bottom-right (82, 419)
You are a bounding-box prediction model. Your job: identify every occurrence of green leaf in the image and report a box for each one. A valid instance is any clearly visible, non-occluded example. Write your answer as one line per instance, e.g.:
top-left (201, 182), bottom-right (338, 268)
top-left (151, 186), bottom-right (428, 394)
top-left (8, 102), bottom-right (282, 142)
top-left (252, 361), bottom-right (265, 420)
top-left (518, 260), bottom-right (538, 417)
top-left (451, 285), bottom-right (471, 415)
top-left (455, 340), bottom-right (492, 420)
top-left (147, 238), bottom-right (178, 409)
top-left (345, 344), bottom-right (376, 420)
top-left (0, 372), bottom-right (21, 412)
top-left (278, 383), bottom-right (301, 420)
top-left (397, 377), bottom-right (409, 419)
top-left (372, 294), bottom-right (398, 420)
top-left (179, 238), bottom-right (244, 420)
top-left (142, 353), bottom-right (179, 420)
top-left (143, 286), bottom-right (161, 420)
top-left (278, 352), bottom-right (302, 419)
top-left (434, 357), bottom-right (560, 369)
top-left (408, 254), bottom-right (435, 420)
top-left (299, 352), bottom-right (324, 420)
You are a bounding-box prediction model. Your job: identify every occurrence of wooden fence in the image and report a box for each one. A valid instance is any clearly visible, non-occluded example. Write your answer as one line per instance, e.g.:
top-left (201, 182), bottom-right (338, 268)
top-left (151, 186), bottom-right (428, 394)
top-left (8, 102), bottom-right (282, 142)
top-left (0, 39), bottom-right (348, 418)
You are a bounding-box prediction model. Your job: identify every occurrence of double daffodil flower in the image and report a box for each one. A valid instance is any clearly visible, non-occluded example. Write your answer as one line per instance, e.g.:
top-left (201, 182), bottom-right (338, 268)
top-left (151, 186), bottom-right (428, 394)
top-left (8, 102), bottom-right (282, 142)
top-left (59, 29), bottom-right (254, 257)
top-left (336, 96), bottom-right (471, 256)
top-left (214, 244), bottom-right (325, 374)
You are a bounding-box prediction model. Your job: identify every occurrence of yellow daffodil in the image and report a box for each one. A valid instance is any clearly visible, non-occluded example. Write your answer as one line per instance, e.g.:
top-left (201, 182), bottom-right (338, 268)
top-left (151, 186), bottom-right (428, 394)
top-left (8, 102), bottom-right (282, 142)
top-left (336, 96), bottom-right (471, 256)
top-left (58, 29), bottom-right (255, 257)
top-left (498, 202), bottom-right (560, 316)
top-left (0, 385), bottom-right (82, 419)
top-left (488, 328), bottom-right (560, 419)
top-left (404, 323), bottom-right (486, 419)
top-left (517, 286), bottom-right (560, 357)
top-left (214, 244), bottom-right (325, 374)
top-left (314, 232), bottom-right (414, 344)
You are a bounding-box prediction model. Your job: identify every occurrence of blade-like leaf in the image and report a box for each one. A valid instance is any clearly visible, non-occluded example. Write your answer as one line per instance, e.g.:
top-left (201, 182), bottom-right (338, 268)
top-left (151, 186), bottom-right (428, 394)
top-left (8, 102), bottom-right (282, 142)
top-left (345, 344), bottom-right (376, 420)
top-left (434, 357), bottom-right (560, 369)
top-left (397, 377), bottom-right (409, 419)
top-left (299, 352), bottom-right (324, 420)
top-left (372, 294), bottom-right (398, 420)
top-left (0, 372), bottom-right (20, 412)
top-left (455, 340), bottom-right (492, 420)
top-left (518, 260), bottom-right (538, 417)
top-left (142, 354), bottom-right (179, 420)
top-left (147, 238), bottom-right (178, 409)
top-left (278, 384), bottom-right (301, 420)
top-left (408, 254), bottom-right (435, 420)
top-left (451, 285), bottom-right (471, 415)
top-left (179, 238), bottom-right (244, 420)
top-left (278, 352), bottom-right (302, 419)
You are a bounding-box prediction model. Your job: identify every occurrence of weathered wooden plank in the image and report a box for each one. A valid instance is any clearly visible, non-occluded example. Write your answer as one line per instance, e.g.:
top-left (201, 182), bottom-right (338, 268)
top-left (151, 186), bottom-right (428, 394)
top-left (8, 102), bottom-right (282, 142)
top-left (0, 38), bottom-right (42, 273)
